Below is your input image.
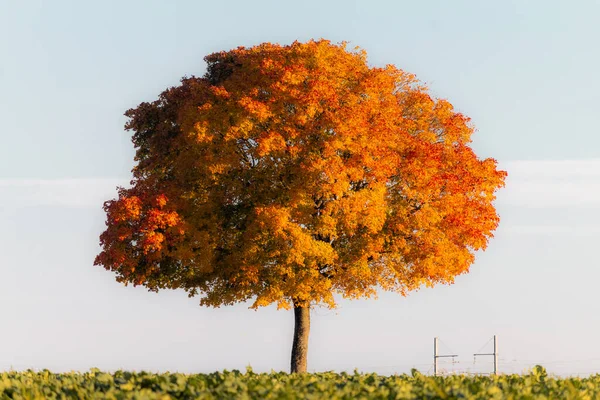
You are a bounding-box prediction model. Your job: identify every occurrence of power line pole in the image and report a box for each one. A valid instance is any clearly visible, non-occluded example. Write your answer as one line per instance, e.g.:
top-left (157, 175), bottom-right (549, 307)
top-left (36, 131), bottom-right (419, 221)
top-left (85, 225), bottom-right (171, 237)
top-left (433, 337), bottom-right (458, 376)
top-left (434, 337), bottom-right (437, 376)
top-left (473, 335), bottom-right (499, 375)
top-left (494, 335), bottom-right (498, 375)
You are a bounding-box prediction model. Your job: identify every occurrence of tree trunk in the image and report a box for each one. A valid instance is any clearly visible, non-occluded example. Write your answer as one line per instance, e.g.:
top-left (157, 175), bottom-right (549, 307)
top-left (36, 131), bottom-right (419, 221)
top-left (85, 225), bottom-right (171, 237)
top-left (290, 304), bottom-right (310, 373)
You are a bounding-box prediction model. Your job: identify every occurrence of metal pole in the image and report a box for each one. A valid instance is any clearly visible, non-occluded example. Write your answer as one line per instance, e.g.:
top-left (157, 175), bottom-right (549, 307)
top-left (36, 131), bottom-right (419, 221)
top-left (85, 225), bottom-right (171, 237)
top-left (434, 337), bottom-right (438, 376)
top-left (493, 335), bottom-right (498, 375)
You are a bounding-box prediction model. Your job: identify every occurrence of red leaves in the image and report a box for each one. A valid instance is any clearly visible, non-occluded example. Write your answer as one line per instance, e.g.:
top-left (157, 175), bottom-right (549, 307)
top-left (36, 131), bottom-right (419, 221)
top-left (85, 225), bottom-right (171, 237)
top-left (94, 192), bottom-right (184, 283)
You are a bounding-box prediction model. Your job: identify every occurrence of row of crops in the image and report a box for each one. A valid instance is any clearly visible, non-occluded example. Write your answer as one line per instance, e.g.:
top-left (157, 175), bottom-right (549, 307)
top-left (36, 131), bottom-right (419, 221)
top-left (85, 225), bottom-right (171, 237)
top-left (1, 366), bottom-right (599, 399)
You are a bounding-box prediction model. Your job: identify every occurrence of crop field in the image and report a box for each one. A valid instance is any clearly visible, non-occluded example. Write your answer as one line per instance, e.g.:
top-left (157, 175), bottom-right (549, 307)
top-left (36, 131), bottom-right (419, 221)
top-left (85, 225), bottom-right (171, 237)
top-left (1, 366), bottom-right (600, 399)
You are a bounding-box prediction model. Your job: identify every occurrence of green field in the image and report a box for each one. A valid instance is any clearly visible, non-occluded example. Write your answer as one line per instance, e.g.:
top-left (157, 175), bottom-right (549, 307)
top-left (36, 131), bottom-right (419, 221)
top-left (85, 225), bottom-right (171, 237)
top-left (1, 367), bottom-right (598, 399)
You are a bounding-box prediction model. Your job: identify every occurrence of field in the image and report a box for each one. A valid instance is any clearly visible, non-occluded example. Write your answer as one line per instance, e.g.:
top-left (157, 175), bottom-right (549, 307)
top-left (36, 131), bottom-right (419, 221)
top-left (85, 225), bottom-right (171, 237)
top-left (1, 366), bottom-right (600, 399)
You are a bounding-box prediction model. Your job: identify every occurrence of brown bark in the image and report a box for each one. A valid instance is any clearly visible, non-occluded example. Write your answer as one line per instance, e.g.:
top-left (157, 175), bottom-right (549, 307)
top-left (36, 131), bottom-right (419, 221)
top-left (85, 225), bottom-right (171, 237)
top-left (290, 304), bottom-right (310, 373)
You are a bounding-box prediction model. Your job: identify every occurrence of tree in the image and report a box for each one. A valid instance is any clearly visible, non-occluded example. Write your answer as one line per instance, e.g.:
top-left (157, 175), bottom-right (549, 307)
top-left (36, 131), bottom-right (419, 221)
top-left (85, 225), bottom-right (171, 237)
top-left (95, 40), bottom-right (506, 373)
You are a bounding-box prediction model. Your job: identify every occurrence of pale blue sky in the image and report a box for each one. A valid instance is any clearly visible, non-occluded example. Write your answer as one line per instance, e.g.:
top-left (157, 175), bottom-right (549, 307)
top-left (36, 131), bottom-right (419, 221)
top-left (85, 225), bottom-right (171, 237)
top-left (1, 0), bottom-right (600, 376)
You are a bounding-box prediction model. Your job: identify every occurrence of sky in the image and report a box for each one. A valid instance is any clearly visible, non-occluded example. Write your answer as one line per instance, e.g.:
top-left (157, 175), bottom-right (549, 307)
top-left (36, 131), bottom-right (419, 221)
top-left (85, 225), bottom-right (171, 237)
top-left (1, 0), bottom-right (599, 376)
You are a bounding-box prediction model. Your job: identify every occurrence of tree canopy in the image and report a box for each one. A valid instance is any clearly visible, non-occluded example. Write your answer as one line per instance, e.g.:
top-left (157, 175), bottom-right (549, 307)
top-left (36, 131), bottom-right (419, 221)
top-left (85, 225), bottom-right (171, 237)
top-left (95, 40), bottom-right (506, 311)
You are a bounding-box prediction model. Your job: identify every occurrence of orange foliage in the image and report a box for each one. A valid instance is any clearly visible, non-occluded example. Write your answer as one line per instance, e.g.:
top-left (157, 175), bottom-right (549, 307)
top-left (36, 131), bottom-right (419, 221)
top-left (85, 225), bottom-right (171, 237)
top-left (95, 40), bottom-right (505, 309)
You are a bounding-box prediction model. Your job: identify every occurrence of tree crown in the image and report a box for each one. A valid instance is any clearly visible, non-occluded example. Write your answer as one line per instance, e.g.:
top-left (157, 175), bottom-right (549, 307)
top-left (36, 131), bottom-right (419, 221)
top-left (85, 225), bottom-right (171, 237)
top-left (95, 40), bottom-right (506, 309)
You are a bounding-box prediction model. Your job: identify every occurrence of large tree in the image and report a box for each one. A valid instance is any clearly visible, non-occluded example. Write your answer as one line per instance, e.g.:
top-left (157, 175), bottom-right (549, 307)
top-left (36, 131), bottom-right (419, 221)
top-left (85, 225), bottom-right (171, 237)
top-left (95, 40), bottom-right (506, 373)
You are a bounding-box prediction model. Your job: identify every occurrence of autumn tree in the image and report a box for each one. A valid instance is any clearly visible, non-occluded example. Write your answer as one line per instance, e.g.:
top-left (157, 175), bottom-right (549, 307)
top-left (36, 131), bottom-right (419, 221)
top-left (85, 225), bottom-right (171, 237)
top-left (95, 40), bottom-right (506, 373)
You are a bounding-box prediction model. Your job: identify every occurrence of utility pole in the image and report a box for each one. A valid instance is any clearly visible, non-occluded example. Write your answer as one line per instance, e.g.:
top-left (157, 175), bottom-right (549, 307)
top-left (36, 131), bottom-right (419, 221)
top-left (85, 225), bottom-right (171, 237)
top-left (494, 335), bottom-right (498, 376)
top-left (434, 337), bottom-right (437, 376)
top-left (473, 335), bottom-right (499, 375)
top-left (433, 337), bottom-right (458, 376)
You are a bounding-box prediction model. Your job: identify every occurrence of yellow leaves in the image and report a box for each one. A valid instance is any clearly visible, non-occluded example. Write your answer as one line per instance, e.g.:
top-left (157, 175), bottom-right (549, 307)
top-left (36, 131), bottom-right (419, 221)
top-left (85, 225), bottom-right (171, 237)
top-left (281, 67), bottom-right (307, 86)
top-left (141, 231), bottom-right (165, 254)
top-left (207, 163), bottom-right (228, 175)
top-left (145, 208), bottom-right (180, 230)
top-left (252, 205), bottom-right (337, 269)
top-left (238, 96), bottom-right (271, 121)
top-left (276, 299), bottom-right (292, 310)
top-left (257, 131), bottom-right (286, 157)
top-left (197, 103), bottom-right (212, 112)
top-left (192, 121), bottom-right (212, 143)
top-left (153, 194), bottom-right (168, 208)
top-left (110, 196), bottom-right (142, 222)
top-left (210, 86), bottom-right (230, 99)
